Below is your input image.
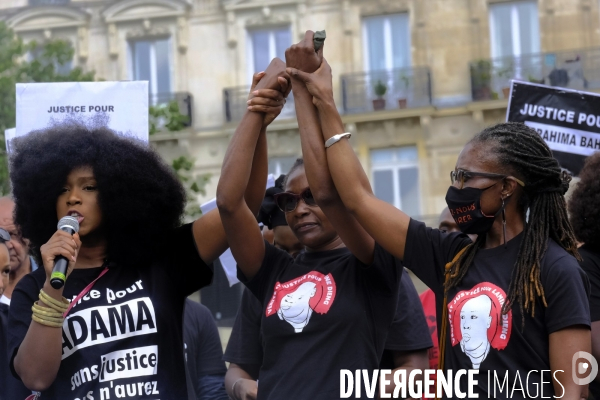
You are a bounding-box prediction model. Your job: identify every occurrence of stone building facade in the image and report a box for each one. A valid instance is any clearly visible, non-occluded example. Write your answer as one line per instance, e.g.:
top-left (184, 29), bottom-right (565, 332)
top-left (1, 0), bottom-right (598, 224)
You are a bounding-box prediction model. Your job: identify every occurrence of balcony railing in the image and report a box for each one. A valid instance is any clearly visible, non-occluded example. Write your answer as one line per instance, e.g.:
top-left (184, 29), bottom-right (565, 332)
top-left (29, 0), bottom-right (70, 4)
top-left (223, 86), bottom-right (295, 123)
top-left (470, 48), bottom-right (600, 101)
top-left (340, 67), bottom-right (432, 114)
top-left (149, 92), bottom-right (193, 129)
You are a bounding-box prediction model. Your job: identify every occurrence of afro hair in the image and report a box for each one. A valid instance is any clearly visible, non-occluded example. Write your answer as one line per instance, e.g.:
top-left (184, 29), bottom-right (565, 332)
top-left (568, 152), bottom-right (600, 250)
top-left (9, 122), bottom-right (187, 266)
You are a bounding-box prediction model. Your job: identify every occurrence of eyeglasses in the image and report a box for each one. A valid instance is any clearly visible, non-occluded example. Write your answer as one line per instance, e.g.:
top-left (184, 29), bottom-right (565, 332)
top-left (0, 228), bottom-right (10, 243)
top-left (450, 169), bottom-right (525, 189)
top-left (273, 188), bottom-right (318, 212)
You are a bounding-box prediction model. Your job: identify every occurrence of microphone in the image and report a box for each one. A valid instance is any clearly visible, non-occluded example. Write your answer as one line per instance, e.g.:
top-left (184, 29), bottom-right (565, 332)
top-left (50, 216), bottom-right (80, 290)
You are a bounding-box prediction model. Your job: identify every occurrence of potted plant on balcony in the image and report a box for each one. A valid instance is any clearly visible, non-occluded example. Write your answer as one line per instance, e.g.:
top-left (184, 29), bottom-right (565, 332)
top-left (373, 80), bottom-right (387, 111)
top-left (398, 74), bottom-right (409, 109)
top-left (470, 59), bottom-right (492, 100)
top-left (497, 66), bottom-right (513, 99)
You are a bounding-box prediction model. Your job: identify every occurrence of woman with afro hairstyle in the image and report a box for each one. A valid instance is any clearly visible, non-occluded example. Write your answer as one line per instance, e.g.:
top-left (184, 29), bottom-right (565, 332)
top-left (568, 151), bottom-right (600, 398)
top-left (7, 62), bottom-right (290, 399)
top-left (286, 53), bottom-right (591, 399)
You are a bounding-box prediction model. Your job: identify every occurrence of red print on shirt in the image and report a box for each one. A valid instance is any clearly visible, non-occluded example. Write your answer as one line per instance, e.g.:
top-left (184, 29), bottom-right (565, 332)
top-left (448, 282), bottom-right (512, 369)
top-left (266, 271), bottom-right (336, 333)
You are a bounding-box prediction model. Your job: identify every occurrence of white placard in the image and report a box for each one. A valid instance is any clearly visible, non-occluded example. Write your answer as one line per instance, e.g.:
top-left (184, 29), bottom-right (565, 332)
top-left (15, 81), bottom-right (148, 151)
top-left (4, 128), bottom-right (16, 155)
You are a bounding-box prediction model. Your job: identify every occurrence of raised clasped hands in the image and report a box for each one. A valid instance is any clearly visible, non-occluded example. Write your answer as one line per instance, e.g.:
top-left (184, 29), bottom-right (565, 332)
top-left (247, 58), bottom-right (291, 128)
top-left (285, 30), bottom-right (334, 108)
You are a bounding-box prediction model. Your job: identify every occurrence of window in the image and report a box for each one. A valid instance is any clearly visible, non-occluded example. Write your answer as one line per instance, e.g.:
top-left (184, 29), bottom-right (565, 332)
top-left (362, 13), bottom-right (410, 72)
top-left (247, 27), bottom-right (291, 78)
top-left (131, 38), bottom-right (171, 99)
top-left (489, 1), bottom-right (540, 58)
top-left (371, 147), bottom-right (420, 216)
top-left (27, 42), bottom-right (73, 75)
top-left (268, 156), bottom-right (298, 178)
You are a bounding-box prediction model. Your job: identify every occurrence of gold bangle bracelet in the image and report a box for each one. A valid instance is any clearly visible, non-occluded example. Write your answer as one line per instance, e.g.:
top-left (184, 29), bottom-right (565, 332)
top-left (32, 312), bottom-right (64, 324)
top-left (39, 290), bottom-right (69, 313)
top-left (32, 302), bottom-right (63, 318)
top-left (32, 314), bottom-right (64, 328)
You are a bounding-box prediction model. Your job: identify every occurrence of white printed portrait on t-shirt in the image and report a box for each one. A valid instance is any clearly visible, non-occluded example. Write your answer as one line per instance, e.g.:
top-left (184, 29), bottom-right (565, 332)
top-left (277, 282), bottom-right (317, 332)
top-left (459, 295), bottom-right (492, 369)
top-left (448, 282), bottom-right (512, 370)
top-left (265, 271), bottom-right (337, 333)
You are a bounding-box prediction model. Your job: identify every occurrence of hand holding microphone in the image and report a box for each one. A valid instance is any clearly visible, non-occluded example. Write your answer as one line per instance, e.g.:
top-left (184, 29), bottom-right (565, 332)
top-left (40, 216), bottom-right (81, 290)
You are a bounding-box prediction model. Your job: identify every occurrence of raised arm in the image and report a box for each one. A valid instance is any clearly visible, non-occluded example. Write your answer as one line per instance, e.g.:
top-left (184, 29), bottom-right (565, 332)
top-left (286, 60), bottom-right (411, 260)
top-left (217, 58), bottom-right (289, 279)
top-left (195, 66), bottom-right (288, 265)
top-left (282, 32), bottom-right (374, 264)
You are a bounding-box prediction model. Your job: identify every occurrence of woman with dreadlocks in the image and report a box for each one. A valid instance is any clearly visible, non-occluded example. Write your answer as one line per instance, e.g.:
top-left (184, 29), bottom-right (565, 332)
top-left (287, 58), bottom-right (591, 399)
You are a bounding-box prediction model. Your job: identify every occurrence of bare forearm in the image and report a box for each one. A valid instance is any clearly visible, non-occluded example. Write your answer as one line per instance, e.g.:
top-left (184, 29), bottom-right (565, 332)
top-left (226, 363), bottom-right (258, 400)
top-left (316, 100), bottom-right (374, 212)
top-left (15, 283), bottom-right (65, 391)
top-left (245, 129), bottom-right (268, 214)
top-left (217, 111), bottom-right (264, 212)
top-left (292, 82), bottom-right (337, 203)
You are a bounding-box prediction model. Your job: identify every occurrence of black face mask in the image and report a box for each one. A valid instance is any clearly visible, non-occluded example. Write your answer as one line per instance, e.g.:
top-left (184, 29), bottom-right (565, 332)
top-left (444, 183), bottom-right (503, 235)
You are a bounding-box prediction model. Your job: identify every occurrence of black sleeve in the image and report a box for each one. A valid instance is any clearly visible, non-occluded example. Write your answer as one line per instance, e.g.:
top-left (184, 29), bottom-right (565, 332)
top-left (578, 248), bottom-right (600, 322)
top-left (191, 302), bottom-right (227, 376)
top-left (237, 241), bottom-right (294, 302)
top-left (542, 253), bottom-right (591, 333)
top-left (384, 269), bottom-right (433, 351)
top-left (8, 272), bottom-right (43, 380)
top-left (362, 242), bottom-right (403, 296)
top-left (169, 223), bottom-right (214, 296)
top-left (223, 288), bottom-right (264, 366)
top-left (403, 219), bottom-right (471, 292)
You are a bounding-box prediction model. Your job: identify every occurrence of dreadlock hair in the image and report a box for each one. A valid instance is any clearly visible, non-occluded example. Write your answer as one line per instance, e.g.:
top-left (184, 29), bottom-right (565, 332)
top-left (568, 151), bottom-right (600, 251)
top-left (444, 122), bottom-right (579, 325)
top-left (10, 122), bottom-right (186, 267)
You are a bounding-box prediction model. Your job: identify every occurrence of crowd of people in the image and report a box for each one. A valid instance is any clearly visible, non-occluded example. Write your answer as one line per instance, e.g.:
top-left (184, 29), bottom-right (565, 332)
top-left (0, 30), bottom-right (599, 400)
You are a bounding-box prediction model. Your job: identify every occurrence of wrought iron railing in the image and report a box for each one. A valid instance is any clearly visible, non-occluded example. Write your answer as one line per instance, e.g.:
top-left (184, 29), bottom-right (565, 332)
top-left (470, 48), bottom-right (600, 101)
top-left (223, 86), bottom-right (295, 123)
top-left (150, 92), bottom-right (193, 127)
top-left (29, 0), bottom-right (70, 4)
top-left (340, 67), bottom-right (432, 114)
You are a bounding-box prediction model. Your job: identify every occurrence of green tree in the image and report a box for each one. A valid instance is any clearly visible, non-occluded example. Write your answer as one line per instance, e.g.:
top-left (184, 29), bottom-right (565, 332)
top-left (171, 156), bottom-right (211, 219)
top-left (0, 21), bottom-right (95, 194)
top-left (0, 22), bottom-right (209, 216)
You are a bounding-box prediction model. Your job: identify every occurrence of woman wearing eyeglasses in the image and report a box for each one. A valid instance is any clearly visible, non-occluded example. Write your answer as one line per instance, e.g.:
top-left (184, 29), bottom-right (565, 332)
top-left (217, 53), bottom-right (405, 400)
top-left (285, 51), bottom-right (591, 399)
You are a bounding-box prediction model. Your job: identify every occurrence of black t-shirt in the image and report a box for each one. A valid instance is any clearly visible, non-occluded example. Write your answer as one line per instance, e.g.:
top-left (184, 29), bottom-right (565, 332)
top-left (237, 242), bottom-right (402, 400)
top-left (579, 245), bottom-right (600, 322)
top-left (224, 268), bottom-right (431, 371)
top-left (379, 269), bottom-right (433, 369)
top-left (1, 303), bottom-right (32, 400)
top-left (404, 219), bottom-right (590, 399)
top-left (578, 245), bottom-right (600, 399)
top-left (183, 299), bottom-right (227, 400)
top-left (8, 223), bottom-right (212, 399)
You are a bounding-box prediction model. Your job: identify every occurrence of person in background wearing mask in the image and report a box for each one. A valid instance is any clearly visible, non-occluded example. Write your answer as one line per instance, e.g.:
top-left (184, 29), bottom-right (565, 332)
top-left (288, 48), bottom-right (590, 398)
top-left (0, 196), bottom-right (37, 305)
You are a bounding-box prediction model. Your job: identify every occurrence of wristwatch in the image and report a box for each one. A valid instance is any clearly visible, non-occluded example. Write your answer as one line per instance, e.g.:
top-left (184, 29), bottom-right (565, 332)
top-left (324, 132), bottom-right (351, 148)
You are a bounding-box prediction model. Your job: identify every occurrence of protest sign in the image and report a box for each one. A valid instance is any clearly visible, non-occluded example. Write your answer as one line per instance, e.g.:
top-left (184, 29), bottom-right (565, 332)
top-left (14, 81), bottom-right (148, 153)
top-left (506, 80), bottom-right (600, 175)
